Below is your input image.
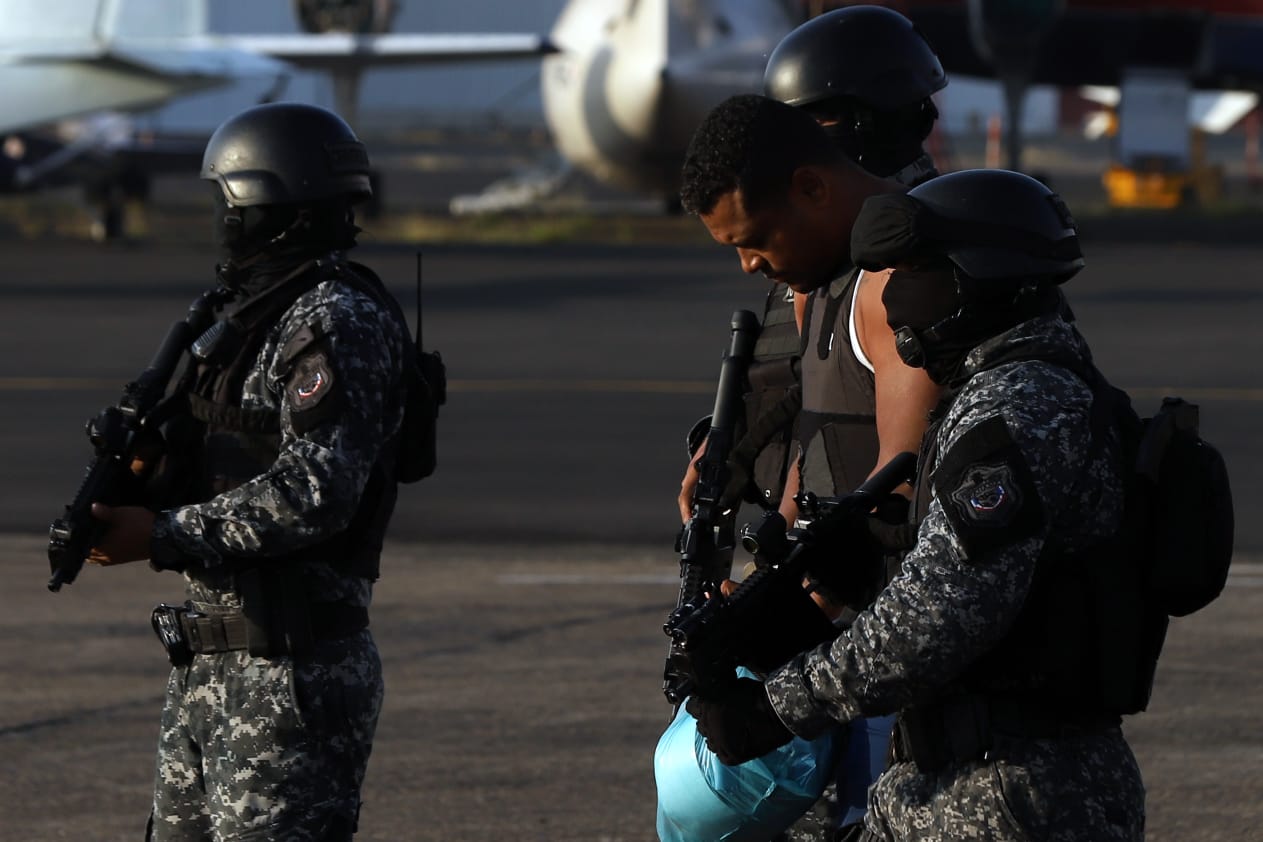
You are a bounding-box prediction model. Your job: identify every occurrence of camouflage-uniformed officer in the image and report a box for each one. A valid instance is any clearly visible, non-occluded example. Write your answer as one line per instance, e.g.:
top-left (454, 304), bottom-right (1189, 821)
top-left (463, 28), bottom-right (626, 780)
top-left (86, 102), bottom-right (409, 841)
top-left (687, 170), bottom-right (1146, 841)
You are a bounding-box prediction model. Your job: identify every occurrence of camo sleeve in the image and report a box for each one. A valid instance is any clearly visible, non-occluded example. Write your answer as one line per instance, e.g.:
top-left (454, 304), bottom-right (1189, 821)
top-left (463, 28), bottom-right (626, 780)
top-left (762, 361), bottom-right (1097, 738)
top-left (151, 281), bottom-right (405, 567)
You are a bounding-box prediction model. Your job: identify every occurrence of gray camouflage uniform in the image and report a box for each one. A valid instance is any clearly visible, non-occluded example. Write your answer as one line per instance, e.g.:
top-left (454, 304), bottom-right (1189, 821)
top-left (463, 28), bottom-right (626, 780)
top-left (763, 314), bottom-right (1146, 841)
top-left (147, 272), bottom-right (407, 841)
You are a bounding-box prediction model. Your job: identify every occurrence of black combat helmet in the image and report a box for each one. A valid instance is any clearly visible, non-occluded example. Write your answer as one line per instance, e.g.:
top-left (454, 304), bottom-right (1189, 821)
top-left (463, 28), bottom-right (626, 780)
top-left (906, 169), bottom-right (1084, 285)
top-left (201, 102), bottom-right (372, 207)
top-left (852, 169), bottom-right (1084, 383)
top-left (764, 6), bottom-right (947, 112)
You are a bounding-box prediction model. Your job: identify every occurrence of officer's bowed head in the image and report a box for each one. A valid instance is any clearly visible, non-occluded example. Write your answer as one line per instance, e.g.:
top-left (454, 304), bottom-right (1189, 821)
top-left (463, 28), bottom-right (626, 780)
top-left (201, 102), bottom-right (372, 274)
top-left (850, 169), bottom-right (1084, 383)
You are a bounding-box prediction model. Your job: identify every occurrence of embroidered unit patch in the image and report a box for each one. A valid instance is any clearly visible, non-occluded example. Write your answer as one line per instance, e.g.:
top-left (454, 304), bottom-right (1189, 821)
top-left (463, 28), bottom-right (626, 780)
top-left (950, 463), bottom-right (1023, 526)
top-left (287, 351), bottom-right (335, 410)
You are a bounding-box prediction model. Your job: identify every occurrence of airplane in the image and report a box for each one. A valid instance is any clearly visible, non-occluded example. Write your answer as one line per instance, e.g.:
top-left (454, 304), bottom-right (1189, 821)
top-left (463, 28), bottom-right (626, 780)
top-left (0, 0), bottom-right (557, 238)
top-left (7, 0), bottom-right (1263, 236)
top-left (0, 114), bottom-right (213, 241)
top-left (855, 0), bottom-right (1263, 205)
top-left (1, 0), bottom-right (812, 227)
top-left (407, 0), bottom-right (1263, 212)
top-left (442, 0), bottom-right (1263, 212)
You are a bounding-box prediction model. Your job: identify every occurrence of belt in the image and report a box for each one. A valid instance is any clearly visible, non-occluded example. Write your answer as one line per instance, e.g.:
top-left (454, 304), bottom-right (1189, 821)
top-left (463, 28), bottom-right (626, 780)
top-left (893, 695), bottom-right (1121, 773)
top-left (178, 602), bottom-right (369, 655)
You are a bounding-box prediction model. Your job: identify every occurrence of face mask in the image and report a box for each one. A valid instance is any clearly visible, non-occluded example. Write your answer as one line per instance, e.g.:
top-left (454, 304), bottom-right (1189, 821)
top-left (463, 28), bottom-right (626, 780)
top-left (880, 264), bottom-right (961, 331)
top-left (882, 266), bottom-right (977, 386)
top-left (211, 189), bottom-right (299, 263)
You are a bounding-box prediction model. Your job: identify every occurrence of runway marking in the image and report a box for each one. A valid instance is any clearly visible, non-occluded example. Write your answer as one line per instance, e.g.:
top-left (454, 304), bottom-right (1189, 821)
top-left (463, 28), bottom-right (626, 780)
top-left (0, 377), bottom-right (125, 391)
top-left (0, 377), bottom-right (714, 395)
top-left (1227, 562), bottom-right (1263, 586)
top-left (447, 379), bottom-right (715, 394)
top-left (500, 562), bottom-right (1263, 587)
top-left (3, 377), bottom-right (1262, 400)
top-left (1127, 386), bottom-right (1263, 401)
top-left (497, 572), bottom-right (677, 586)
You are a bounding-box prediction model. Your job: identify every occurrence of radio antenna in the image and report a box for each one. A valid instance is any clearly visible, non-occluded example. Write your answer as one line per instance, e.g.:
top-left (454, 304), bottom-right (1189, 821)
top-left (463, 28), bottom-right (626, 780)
top-left (414, 251), bottom-right (423, 352)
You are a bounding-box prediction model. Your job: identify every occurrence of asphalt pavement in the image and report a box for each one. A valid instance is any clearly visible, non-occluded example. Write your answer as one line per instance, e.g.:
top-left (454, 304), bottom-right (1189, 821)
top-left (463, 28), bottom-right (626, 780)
top-left (0, 230), bottom-right (1260, 839)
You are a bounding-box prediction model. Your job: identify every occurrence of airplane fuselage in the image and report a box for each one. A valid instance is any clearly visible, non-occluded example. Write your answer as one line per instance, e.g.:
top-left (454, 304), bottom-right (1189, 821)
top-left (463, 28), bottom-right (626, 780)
top-left (540, 0), bottom-right (796, 198)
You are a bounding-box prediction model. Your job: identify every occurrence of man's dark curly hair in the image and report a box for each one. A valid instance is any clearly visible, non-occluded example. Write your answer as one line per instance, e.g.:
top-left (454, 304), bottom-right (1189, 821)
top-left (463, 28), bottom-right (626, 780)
top-left (679, 94), bottom-right (842, 215)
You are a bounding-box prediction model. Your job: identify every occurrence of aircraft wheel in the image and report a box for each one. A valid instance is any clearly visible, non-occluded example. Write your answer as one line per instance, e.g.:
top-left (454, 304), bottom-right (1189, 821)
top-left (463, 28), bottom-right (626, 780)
top-left (90, 200), bottom-right (126, 243)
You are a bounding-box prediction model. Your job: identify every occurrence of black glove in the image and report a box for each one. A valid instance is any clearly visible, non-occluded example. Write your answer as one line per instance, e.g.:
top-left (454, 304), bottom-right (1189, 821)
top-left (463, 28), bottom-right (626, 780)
top-left (686, 678), bottom-right (794, 765)
top-left (802, 511), bottom-right (886, 609)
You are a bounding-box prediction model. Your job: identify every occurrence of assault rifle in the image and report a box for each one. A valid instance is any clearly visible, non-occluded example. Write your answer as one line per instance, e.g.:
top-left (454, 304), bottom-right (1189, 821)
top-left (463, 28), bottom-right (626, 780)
top-left (47, 288), bottom-right (227, 591)
top-left (664, 451), bottom-right (917, 701)
top-left (662, 310), bottom-right (761, 707)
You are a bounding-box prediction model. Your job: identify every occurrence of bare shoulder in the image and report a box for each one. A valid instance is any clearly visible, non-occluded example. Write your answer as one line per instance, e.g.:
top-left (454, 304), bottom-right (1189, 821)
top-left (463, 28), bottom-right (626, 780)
top-left (854, 267), bottom-right (896, 352)
top-left (857, 266), bottom-right (895, 301)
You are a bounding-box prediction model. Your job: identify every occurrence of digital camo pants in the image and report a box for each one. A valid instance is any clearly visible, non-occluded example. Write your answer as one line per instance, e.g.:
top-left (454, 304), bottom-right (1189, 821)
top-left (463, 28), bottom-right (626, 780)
top-left (861, 730), bottom-right (1145, 842)
top-left (147, 631), bottom-right (383, 841)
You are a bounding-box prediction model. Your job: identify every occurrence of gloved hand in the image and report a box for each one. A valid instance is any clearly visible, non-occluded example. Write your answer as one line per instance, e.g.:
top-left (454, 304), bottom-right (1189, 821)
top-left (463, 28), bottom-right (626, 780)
top-left (686, 678), bottom-right (794, 765)
top-left (802, 511), bottom-right (886, 609)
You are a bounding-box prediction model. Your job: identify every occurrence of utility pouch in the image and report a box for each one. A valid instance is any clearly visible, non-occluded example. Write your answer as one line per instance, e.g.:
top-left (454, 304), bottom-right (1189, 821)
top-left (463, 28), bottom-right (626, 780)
top-left (236, 565), bottom-right (317, 658)
top-left (151, 603), bottom-right (196, 667)
top-left (893, 706), bottom-right (951, 774)
top-left (895, 699), bottom-right (994, 775)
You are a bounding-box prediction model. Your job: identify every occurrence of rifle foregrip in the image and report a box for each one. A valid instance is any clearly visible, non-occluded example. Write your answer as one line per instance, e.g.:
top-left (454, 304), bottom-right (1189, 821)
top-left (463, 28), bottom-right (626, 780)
top-left (663, 452), bottom-right (919, 699)
top-left (47, 456), bottom-right (120, 590)
top-left (852, 452), bottom-right (917, 504)
top-left (46, 288), bottom-right (222, 594)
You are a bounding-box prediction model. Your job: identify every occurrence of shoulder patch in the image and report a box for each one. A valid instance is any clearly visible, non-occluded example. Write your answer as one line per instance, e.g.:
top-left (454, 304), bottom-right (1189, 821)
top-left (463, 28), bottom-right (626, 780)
top-left (933, 414), bottom-right (1044, 560)
top-left (284, 349), bottom-right (342, 435)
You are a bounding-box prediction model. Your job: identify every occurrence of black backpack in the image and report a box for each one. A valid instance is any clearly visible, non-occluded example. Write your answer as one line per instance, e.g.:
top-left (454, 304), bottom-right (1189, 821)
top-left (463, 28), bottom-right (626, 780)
top-left (1107, 388), bottom-right (1234, 617)
top-left (1091, 382), bottom-right (1234, 713)
top-left (986, 349), bottom-right (1235, 619)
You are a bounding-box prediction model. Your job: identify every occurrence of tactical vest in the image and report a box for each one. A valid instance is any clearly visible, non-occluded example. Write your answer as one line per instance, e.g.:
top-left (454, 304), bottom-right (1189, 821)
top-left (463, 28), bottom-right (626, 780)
top-left (908, 348), bottom-right (1165, 717)
top-left (798, 269), bottom-right (878, 498)
top-left (742, 284), bottom-right (803, 506)
top-left (168, 258), bottom-right (404, 583)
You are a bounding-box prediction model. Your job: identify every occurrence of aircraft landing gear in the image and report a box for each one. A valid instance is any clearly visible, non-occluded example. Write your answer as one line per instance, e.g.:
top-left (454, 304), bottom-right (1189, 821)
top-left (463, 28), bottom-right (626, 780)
top-left (84, 166), bottom-right (150, 242)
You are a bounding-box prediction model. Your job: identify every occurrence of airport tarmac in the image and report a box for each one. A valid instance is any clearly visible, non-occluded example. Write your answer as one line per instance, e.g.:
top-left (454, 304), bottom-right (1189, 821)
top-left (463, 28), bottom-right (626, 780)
top-left (1, 235), bottom-right (1260, 839)
top-left (2, 537), bottom-right (1260, 841)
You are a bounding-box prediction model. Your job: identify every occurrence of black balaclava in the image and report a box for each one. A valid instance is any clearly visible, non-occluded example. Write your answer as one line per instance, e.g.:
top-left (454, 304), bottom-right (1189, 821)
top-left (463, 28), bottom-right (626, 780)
top-left (880, 263), bottom-right (972, 386)
top-left (212, 189), bottom-right (361, 293)
top-left (883, 268), bottom-right (1063, 386)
